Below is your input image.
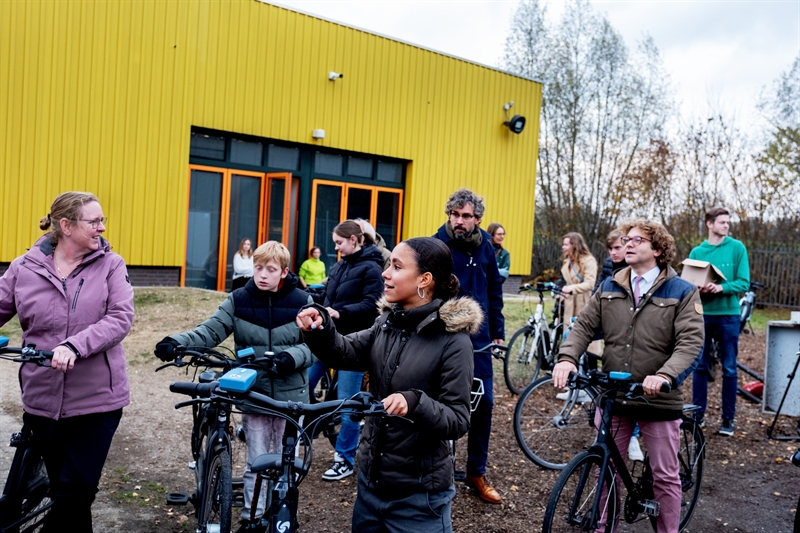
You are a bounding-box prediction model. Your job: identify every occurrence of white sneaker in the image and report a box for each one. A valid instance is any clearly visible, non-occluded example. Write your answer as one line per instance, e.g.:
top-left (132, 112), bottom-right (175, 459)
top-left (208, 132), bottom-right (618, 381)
top-left (628, 436), bottom-right (644, 462)
top-left (555, 389), bottom-right (591, 403)
top-left (322, 458), bottom-right (354, 481)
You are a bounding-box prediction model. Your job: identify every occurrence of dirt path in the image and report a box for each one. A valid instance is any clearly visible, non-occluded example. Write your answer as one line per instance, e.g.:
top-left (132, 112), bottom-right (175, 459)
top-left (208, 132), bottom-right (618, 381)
top-left (1, 289), bottom-right (798, 532)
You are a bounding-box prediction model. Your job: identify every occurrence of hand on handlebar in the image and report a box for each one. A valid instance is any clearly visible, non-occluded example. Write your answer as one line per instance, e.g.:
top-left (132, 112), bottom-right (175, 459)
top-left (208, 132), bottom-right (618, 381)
top-left (382, 393), bottom-right (409, 416)
top-left (51, 345), bottom-right (76, 373)
top-left (642, 374), bottom-right (671, 396)
top-left (154, 337), bottom-right (180, 362)
top-left (552, 360), bottom-right (577, 389)
top-left (296, 308), bottom-right (324, 332)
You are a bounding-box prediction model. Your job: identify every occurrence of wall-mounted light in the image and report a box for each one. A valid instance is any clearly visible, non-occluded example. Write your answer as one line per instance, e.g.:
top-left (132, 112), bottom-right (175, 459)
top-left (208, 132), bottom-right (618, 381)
top-left (328, 71), bottom-right (343, 81)
top-left (312, 129), bottom-right (326, 139)
top-left (503, 101), bottom-right (526, 134)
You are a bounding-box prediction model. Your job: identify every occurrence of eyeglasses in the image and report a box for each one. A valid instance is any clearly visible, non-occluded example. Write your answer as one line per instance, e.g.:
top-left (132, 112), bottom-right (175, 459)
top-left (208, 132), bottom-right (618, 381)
top-left (620, 235), bottom-right (651, 246)
top-left (450, 212), bottom-right (475, 221)
top-left (77, 217), bottom-right (107, 229)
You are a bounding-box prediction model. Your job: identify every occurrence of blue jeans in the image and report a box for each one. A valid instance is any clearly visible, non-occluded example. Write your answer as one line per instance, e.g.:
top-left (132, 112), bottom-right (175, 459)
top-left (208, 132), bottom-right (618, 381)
top-left (466, 375), bottom-right (494, 477)
top-left (352, 470), bottom-right (455, 533)
top-left (308, 360), bottom-right (326, 396)
top-left (335, 370), bottom-right (364, 466)
top-left (692, 314), bottom-right (740, 421)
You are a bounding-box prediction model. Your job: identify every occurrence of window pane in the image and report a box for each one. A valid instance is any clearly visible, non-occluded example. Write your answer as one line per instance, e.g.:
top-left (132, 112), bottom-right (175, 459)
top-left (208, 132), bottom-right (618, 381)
top-left (315, 152), bottom-right (343, 176)
top-left (190, 132), bottom-right (226, 160)
top-left (376, 161), bottom-right (402, 183)
top-left (225, 175), bottom-right (262, 291)
top-left (376, 191), bottom-right (401, 248)
top-left (186, 170), bottom-right (223, 289)
top-left (267, 145), bottom-right (300, 170)
top-left (314, 184), bottom-right (342, 271)
top-left (346, 188), bottom-right (372, 221)
top-left (348, 157), bottom-right (373, 178)
top-left (230, 139), bottom-right (263, 166)
top-left (268, 179), bottom-right (286, 242)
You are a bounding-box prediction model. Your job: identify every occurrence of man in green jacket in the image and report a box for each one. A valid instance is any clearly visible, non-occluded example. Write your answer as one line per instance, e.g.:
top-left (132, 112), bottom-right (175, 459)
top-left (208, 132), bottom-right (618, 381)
top-left (689, 207), bottom-right (750, 436)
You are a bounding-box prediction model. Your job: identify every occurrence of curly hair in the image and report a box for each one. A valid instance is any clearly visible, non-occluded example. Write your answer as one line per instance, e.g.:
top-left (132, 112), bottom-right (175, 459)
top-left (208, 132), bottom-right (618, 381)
top-left (618, 219), bottom-right (676, 268)
top-left (444, 188), bottom-right (485, 219)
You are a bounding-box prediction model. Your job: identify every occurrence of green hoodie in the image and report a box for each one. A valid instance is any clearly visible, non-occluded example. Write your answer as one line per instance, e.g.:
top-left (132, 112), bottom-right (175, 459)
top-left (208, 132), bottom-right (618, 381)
top-left (688, 236), bottom-right (750, 315)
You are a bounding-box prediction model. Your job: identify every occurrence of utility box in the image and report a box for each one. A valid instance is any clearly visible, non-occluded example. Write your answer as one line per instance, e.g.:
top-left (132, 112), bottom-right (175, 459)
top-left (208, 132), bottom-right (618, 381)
top-left (680, 259), bottom-right (726, 287)
top-left (763, 321), bottom-right (800, 417)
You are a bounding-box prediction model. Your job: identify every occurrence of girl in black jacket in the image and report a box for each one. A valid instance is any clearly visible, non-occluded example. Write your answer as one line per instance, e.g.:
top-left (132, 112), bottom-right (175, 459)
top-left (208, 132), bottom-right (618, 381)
top-left (298, 237), bottom-right (480, 533)
top-left (314, 220), bottom-right (385, 481)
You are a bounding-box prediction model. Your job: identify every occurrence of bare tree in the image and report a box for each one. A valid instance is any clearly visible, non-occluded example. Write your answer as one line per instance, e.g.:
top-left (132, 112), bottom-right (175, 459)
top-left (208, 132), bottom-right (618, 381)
top-left (501, 0), bottom-right (672, 243)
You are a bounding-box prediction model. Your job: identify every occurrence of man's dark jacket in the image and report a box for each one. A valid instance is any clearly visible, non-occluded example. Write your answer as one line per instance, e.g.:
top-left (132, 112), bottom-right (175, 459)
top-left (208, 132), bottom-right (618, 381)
top-left (434, 224), bottom-right (504, 377)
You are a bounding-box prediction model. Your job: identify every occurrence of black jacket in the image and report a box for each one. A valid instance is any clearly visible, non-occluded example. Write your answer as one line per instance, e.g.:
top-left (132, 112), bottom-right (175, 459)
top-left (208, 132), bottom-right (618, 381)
top-left (593, 257), bottom-right (627, 294)
top-left (324, 244), bottom-right (385, 334)
top-left (303, 297), bottom-right (482, 495)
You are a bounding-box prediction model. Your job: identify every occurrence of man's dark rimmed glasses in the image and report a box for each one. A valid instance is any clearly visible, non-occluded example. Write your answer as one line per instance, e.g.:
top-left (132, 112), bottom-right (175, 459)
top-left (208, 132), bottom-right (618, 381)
top-left (620, 235), bottom-right (651, 246)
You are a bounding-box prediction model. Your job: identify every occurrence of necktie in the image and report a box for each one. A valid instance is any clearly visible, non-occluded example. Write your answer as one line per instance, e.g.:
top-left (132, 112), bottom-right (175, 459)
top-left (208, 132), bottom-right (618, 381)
top-left (633, 276), bottom-right (644, 305)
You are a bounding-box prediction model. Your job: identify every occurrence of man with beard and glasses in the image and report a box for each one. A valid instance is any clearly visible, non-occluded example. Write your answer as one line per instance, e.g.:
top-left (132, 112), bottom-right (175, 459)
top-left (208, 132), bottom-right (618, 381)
top-left (434, 188), bottom-right (505, 504)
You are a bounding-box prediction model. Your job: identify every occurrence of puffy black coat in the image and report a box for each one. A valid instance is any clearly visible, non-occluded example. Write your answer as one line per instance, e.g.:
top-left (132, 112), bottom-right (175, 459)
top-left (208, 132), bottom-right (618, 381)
top-left (324, 244), bottom-right (385, 334)
top-left (593, 257), bottom-right (627, 294)
top-left (303, 297), bottom-right (482, 495)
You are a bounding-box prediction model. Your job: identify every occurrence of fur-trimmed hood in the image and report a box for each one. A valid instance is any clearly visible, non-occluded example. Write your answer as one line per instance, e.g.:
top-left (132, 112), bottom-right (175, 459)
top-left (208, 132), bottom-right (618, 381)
top-left (376, 296), bottom-right (484, 335)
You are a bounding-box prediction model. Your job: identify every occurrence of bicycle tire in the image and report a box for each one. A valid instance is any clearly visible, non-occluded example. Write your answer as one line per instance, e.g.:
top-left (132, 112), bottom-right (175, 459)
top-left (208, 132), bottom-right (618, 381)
top-left (0, 443), bottom-right (52, 533)
top-left (676, 415), bottom-right (704, 531)
top-left (198, 445), bottom-right (232, 533)
top-left (542, 450), bottom-right (618, 533)
top-left (504, 326), bottom-right (540, 395)
top-left (514, 376), bottom-right (598, 470)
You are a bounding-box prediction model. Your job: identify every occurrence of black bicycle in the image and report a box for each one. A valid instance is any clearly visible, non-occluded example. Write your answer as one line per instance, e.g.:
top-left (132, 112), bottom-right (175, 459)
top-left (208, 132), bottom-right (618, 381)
top-left (542, 370), bottom-right (705, 533)
top-left (170, 373), bottom-right (389, 533)
top-left (158, 346), bottom-right (248, 533)
top-left (0, 337), bottom-right (54, 533)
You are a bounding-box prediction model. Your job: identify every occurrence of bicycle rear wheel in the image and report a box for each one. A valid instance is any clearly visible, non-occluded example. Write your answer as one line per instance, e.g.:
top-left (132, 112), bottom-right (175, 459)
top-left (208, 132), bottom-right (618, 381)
top-left (504, 326), bottom-right (542, 395)
top-left (514, 376), bottom-right (597, 470)
top-left (198, 447), bottom-right (232, 533)
top-left (542, 450), bottom-right (618, 532)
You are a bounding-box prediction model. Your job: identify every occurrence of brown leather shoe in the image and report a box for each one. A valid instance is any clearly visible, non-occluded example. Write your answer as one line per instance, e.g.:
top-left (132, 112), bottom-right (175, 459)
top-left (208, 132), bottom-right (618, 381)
top-left (465, 474), bottom-right (502, 504)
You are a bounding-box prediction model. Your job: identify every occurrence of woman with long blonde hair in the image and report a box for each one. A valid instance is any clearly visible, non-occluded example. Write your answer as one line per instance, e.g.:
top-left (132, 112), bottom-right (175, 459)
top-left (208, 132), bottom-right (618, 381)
top-left (559, 232), bottom-right (598, 324)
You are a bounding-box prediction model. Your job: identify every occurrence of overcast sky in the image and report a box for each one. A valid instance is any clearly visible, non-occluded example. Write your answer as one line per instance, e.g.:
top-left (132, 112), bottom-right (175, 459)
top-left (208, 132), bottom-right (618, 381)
top-left (274, 0), bottom-right (800, 126)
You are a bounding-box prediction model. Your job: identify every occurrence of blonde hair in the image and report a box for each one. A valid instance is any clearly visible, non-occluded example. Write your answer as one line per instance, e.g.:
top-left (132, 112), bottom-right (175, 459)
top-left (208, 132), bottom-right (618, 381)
top-left (253, 241), bottom-right (290, 270)
top-left (39, 191), bottom-right (99, 244)
top-left (237, 238), bottom-right (253, 258)
top-left (562, 232), bottom-right (591, 264)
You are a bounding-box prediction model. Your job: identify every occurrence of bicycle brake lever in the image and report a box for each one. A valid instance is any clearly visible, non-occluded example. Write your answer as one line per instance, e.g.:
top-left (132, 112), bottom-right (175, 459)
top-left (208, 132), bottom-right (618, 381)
top-left (174, 398), bottom-right (207, 410)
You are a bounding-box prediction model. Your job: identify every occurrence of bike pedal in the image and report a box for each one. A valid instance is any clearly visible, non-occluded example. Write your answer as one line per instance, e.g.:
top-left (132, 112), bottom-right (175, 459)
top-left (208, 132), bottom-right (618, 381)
top-left (453, 469), bottom-right (466, 482)
top-left (641, 499), bottom-right (660, 517)
top-left (166, 491), bottom-right (190, 506)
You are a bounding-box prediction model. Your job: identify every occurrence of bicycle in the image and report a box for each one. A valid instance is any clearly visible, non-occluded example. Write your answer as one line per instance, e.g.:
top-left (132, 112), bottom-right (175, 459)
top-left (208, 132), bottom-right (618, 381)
top-left (792, 449), bottom-right (800, 533)
top-left (739, 281), bottom-right (766, 335)
top-left (170, 371), bottom-right (389, 533)
top-left (504, 282), bottom-right (566, 395)
top-left (542, 370), bottom-right (705, 533)
top-left (0, 337), bottom-right (54, 533)
top-left (309, 366), bottom-right (341, 447)
top-left (513, 352), bottom-right (600, 470)
top-left (158, 346), bottom-right (248, 533)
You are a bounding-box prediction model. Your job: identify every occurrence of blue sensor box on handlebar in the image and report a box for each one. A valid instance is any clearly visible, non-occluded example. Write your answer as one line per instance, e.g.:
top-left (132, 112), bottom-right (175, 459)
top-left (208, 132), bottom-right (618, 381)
top-left (219, 368), bottom-right (257, 393)
top-left (0, 336), bottom-right (9, 349)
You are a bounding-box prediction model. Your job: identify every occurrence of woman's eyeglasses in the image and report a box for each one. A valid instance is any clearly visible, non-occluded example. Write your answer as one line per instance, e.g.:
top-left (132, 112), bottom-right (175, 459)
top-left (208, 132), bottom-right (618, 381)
top-left (77, 217), bottom-right (108, 229)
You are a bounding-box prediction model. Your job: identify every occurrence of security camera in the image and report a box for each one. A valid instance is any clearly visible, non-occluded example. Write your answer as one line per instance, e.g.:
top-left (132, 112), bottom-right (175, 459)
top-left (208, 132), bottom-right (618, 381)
top-left (329, 71), bottom-right (343, 81)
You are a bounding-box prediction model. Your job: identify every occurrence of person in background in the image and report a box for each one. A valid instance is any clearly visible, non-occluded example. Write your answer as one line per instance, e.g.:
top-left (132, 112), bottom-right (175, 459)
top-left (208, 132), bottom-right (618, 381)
top-left (594, 229), bottom-right (625, 294)
top-left (297, 237), bottom-right (478, 533)
top-left (434, 188), bottom-right (505, 504)
top-left (560, 232), bottom-right (598, 324)
top-left (355, 218), bottom-right (392, 271)
top-left (487, 222), bottom-right (510, 280)
top-left (232, 237), bottom-right (254, 291)
top-left (297, 246), bottom-right (326, 288)
top-left (154, 241), bottom-right (314, 529)
top-left (314, 220), bottom-right (385, 481)
top-left (553, 219), bottom-right (704, 533)
top-left (689, 207), bottom-right (750, 436)
top-left (0, 191), bottom-right (134, 533)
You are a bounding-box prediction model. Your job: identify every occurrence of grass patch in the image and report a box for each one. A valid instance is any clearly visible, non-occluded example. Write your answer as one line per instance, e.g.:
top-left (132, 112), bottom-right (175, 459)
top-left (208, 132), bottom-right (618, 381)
top-left (749, 307), bottom-right (795, 331)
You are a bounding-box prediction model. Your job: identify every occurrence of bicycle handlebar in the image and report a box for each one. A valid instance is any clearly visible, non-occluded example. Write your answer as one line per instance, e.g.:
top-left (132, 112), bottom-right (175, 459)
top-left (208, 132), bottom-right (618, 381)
top-left (156, 346), bottom-right (237, 372)
top-left (568, 370), bottom-right (671, 397)
top-left (0, 337), bottom-right (55, 366)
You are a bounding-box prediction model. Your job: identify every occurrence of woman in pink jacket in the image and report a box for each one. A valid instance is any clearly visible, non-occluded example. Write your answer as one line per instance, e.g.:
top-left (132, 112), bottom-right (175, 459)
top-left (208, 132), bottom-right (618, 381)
top-left (0, 191), bottom-right (134, 533)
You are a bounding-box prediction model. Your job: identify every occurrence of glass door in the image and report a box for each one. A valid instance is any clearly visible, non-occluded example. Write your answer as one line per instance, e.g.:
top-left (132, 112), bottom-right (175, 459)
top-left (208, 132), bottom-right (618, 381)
top-left (185, 167), bottom-right (224, 290)
top-left (223, 171), bottom-right (263, 291)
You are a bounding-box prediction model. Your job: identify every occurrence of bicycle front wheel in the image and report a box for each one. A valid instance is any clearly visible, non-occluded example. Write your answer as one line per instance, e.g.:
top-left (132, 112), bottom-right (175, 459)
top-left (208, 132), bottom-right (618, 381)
top-left (677, 415), bottom-right (704, 531)
top-left (504, 326), bottom-right (541, 395)
top-left (198, 446), bottom-right (232, 533)
top-left (542, 450), bottom-right (618, 533)
top-left (0, 445), bottom-right (52, 533)
top-left (514, 376), bottom-right (597, 470)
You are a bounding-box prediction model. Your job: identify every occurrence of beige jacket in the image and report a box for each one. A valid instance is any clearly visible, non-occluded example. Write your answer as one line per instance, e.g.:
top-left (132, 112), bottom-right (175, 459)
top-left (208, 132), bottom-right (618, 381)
top-left (561, 254), bottom-right (598, 323)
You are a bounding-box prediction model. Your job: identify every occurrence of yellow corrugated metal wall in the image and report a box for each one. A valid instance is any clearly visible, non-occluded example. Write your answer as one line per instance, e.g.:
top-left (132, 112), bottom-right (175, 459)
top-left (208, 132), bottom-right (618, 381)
top-left (1, 0), bottom-right (541, 275)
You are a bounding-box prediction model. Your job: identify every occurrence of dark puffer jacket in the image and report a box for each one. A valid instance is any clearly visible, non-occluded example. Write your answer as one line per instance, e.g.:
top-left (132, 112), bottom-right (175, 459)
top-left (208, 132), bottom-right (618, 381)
top-left (324, 244), bottom-right (385, 334)
top-left (303, 297), bottom-right (482, 495)
top-left (168, 273), bottom-right (314, 411)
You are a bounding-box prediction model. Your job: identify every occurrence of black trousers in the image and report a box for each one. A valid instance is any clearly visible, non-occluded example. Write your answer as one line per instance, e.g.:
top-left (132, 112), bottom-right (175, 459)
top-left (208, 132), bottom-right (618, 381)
top-left (25, 409), bottom-right (123, 533)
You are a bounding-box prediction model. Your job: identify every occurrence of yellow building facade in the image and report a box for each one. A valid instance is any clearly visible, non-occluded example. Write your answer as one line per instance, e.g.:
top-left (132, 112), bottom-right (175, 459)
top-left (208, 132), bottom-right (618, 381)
top-left (0, 0), bottom-right (541, 289)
